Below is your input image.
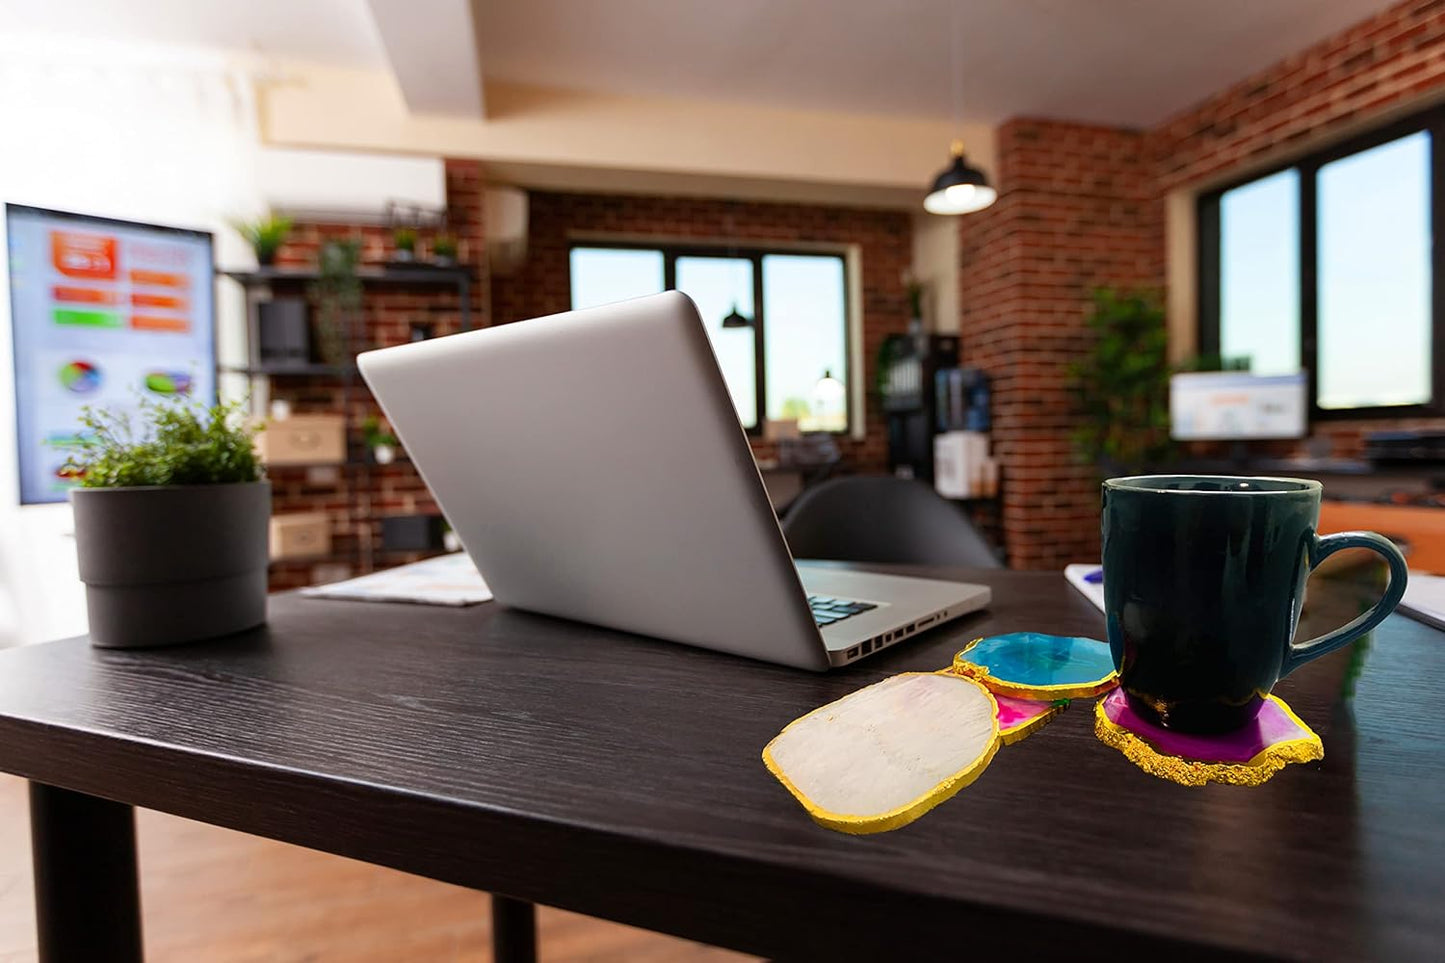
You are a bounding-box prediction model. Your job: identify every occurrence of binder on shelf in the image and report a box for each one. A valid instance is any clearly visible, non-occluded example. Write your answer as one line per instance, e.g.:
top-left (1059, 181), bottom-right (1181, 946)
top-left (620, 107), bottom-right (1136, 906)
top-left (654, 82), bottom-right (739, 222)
top-left (933, 367), bottom-right (991, 434)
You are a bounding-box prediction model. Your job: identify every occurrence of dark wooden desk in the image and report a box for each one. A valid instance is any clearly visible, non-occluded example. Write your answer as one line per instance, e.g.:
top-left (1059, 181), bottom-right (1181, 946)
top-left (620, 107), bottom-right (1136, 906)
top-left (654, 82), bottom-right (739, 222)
top-left (0, 568), bottom-right (1440, 962)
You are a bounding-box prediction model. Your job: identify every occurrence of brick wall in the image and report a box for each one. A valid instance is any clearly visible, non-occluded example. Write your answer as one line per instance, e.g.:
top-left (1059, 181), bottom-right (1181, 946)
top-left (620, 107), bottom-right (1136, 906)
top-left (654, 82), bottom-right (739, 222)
top-left (957, 121), bottom-right (1159, 569)
top-left (490, 191), bottom-right (913, 471)
top-left (1154, 0), bottom-right (1445, 192)
top-left (1153, 0), bottom-right (1445, 458)
top-left (263, 160), bottom-right (486, 590)
top-left (962, 0), bottom-right (1445, 570)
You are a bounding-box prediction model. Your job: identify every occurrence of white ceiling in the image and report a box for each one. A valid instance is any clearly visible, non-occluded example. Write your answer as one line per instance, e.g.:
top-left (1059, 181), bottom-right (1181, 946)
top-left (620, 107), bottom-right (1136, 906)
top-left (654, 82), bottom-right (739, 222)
top-left (0, 0), bottom-right (1399, 127)
top-left (473, 0), bottom-right (1397, 126)
top-left (0, 0), bottom-right (388, 70)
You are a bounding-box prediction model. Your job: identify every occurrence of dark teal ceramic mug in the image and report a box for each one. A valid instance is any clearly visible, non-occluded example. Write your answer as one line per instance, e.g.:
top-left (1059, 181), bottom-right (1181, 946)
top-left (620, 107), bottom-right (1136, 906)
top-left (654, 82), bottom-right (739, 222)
top-left (1101, 475), bottom-right (1408, 733)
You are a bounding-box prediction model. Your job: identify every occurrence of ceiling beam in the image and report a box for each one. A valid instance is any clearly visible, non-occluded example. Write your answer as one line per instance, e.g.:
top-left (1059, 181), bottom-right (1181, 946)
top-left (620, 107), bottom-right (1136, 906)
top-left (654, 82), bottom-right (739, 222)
top-left (363, 0), bottom-right (485, 118)
top-left (260, 69), bottom-right (996, 211)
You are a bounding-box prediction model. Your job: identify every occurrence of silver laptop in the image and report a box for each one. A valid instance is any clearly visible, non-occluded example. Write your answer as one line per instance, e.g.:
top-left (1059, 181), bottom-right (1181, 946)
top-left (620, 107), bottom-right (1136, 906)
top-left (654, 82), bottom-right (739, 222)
top-left (357, 290), bottom-right (989, 670)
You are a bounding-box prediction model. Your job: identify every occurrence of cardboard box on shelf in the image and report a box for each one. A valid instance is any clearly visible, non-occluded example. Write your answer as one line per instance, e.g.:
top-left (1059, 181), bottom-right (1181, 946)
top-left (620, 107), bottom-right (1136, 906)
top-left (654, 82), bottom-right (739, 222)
top-left (270, 513), bottom-right (332, 560)
top-left (934, 430), bottom-right (996, 499)
top-left (255, 414), bottom-right (346, 466)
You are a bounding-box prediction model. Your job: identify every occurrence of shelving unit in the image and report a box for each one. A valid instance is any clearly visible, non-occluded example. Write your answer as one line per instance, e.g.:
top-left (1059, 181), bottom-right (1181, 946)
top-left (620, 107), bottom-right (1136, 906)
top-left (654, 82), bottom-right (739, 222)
top-left (218, 262), bottom-right (476, 588)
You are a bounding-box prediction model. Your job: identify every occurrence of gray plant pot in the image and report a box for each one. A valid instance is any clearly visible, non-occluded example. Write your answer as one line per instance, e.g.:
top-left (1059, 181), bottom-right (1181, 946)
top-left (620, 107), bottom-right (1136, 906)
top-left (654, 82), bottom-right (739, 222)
top-left (70, 481), bottom-right (270, 648)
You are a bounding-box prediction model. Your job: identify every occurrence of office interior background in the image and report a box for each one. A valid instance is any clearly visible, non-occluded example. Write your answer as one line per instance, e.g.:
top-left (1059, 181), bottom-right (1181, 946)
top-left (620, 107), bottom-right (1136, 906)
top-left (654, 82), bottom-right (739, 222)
top-left (0, 0), bottom-right (1442, 958)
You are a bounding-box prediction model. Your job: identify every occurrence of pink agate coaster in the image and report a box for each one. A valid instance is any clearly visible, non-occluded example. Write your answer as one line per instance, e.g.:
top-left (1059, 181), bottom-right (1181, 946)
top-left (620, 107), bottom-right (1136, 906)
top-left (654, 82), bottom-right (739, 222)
top-left (994, 693), bottom-right (1065, 745)
top-left (1094, 688), bottom-right (1323, 787)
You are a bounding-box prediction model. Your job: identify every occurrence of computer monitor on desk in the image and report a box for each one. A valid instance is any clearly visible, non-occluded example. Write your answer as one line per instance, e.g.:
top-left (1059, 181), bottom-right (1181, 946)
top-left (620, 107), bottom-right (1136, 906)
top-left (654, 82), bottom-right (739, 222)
top-left (1170, 371), bottom-right (1308, 441)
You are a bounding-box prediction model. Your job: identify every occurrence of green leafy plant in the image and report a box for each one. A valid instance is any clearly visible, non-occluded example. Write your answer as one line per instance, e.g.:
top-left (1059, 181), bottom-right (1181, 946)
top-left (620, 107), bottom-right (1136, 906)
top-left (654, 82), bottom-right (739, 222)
top-left (232, 213), bottom-right (293, 265)
top-left (310, 239), bottom-right (362, 366)
top-left (392, 227), bottom-right (417, 253)
top-left (1069, 287), bottom-right (1174, 472)
top-left (361, 415), bottom-right (397, 449)
top-left (59, 397), bottom-right (262, 488)
top-left (431, 233), bottom-right (458, 261)
top-left (906, 280), bottom-right (925, 321)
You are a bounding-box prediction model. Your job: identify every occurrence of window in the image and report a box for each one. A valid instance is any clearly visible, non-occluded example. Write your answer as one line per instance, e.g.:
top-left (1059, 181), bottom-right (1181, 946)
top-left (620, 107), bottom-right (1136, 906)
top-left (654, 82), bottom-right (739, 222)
top-left (569, 243), bottom-right (851, 432)
top-left (1199, 111), bottom-right (1442, 417)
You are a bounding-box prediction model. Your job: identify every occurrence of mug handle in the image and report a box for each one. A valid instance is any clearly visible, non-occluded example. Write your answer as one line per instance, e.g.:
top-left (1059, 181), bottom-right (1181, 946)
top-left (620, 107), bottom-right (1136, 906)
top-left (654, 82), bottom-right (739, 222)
top-left (1283, 530), bottom-right (1409, 677)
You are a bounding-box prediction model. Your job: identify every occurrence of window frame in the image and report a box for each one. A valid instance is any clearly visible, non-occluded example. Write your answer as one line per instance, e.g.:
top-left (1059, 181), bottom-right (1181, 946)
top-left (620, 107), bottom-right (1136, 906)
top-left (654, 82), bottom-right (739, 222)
top-left (567, 240), bottom-right (852, 435)
top-left (1197, 106), bottom-right (1445, 420)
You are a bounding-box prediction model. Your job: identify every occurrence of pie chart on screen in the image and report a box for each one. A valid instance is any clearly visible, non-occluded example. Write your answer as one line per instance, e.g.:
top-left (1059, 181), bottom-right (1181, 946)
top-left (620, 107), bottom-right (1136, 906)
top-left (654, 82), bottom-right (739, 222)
top-left (144, 371), bottom-right (193, 395)
top-left (58, 360), bottom-right (102, 394)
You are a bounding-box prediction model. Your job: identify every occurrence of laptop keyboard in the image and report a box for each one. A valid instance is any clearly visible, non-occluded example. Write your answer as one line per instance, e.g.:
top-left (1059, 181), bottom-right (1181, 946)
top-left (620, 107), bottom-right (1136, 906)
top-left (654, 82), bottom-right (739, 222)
top-left (807, 595), bottom-right (878, 627)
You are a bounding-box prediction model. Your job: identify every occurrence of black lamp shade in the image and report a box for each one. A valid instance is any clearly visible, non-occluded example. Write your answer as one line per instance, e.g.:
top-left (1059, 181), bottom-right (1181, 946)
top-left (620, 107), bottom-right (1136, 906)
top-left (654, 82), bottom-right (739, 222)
top-left (924, 151), bottom-right (998, 215)
top-left (722, 306), bottom-right (752, 328)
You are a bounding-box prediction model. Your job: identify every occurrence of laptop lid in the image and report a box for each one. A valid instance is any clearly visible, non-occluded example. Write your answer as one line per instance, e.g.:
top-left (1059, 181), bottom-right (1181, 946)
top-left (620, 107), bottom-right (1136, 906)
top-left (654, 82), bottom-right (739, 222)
top-left (357, 291), bottom-right (831, 670)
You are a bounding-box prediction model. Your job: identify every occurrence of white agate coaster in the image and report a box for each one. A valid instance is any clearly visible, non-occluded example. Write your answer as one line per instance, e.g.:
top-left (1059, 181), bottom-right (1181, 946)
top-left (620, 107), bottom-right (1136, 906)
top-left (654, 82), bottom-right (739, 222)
top-left (762, 672), bottom-right (1000, 834)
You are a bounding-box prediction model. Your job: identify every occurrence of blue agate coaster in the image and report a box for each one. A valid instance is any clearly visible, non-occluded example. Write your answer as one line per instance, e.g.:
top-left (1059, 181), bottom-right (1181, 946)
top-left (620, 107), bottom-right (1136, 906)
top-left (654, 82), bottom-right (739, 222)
top-left (950, 632), bottom-right (1118, 700)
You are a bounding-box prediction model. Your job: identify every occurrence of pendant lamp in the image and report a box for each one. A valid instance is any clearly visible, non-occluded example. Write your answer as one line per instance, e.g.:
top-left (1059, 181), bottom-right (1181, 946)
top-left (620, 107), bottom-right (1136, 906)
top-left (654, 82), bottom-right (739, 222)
top-left (925, 7), bottom-right (996, 215)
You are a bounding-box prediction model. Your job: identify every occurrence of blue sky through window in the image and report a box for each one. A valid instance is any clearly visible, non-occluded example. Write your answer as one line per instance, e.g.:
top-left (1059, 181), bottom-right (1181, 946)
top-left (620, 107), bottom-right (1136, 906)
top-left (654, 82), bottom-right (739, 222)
top-left (1317, 131), bottom-right (1431, 409)
top-left (569, 246), bottom-right (849, 431)
top-left (1218, 129), bottom-right (1433, 411)
top-left (1220, 168), bottom-right (1300, 376)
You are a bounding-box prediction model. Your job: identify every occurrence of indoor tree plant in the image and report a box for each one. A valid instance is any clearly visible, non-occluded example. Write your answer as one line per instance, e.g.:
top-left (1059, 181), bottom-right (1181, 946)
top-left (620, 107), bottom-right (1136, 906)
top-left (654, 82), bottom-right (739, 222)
top-left (62, 397), bottom-right (269, 648)
top-left (311, 239), bottom-right (362, 366)
top-left (233, 213), bottom-right (293, 266)
top-left (1069, 287), bottom-right (1174, 474)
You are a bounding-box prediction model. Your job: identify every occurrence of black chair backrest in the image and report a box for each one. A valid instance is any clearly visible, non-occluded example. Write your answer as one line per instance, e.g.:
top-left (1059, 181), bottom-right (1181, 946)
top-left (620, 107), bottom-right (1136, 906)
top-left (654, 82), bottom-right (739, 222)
top-left (780, 476), bottom-right (1001, 568)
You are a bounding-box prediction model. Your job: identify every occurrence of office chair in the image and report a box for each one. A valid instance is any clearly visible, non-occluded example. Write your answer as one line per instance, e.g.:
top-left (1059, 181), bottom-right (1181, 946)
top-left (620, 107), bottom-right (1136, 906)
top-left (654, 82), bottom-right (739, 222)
top-left (780, 475), bottom-right (1002, 567)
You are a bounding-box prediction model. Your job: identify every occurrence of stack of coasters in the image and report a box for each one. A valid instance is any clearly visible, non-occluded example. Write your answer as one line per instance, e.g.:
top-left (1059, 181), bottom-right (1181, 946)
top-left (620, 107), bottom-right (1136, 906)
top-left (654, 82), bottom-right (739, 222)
top-left (762, 630), bottom-right (1323, 835)
top-left (950, 631), bottom-right (1117, 745)
top-left (761, 633), bottom-right (1112, 834)
top-left (1094, 688), bottom-right (1323, 787)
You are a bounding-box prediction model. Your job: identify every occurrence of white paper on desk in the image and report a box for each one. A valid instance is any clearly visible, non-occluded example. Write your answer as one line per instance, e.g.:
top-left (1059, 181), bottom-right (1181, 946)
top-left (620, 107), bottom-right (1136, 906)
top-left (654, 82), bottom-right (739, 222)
top-left (1399, 570), bottom-right (1445, 631)
top-left (1064, 563), bottom-right (1106, 614)
top-left (1068, 564), bottom-right (1440, 628)
top-left (300, 552), bottom-right (493, 606)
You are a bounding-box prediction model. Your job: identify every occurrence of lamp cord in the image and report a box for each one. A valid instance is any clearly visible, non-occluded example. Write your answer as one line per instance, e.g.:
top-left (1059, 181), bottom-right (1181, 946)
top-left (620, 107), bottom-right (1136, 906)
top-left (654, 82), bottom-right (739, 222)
top-left (951, 3), bottom-right (963, 141)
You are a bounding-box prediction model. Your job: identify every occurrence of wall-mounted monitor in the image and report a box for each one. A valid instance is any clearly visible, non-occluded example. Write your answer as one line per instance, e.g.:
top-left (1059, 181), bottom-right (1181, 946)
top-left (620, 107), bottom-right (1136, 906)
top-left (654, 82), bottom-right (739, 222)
top-left (6, 204), bottom-right (215, 504)
top-left (1170, 371), bottom-right (1308, 441)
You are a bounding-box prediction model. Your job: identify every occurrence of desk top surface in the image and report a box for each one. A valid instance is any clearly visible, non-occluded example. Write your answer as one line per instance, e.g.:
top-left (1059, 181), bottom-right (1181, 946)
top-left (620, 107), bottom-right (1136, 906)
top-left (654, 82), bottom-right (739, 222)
top-left (0, 566), bottom-right (1439, 961)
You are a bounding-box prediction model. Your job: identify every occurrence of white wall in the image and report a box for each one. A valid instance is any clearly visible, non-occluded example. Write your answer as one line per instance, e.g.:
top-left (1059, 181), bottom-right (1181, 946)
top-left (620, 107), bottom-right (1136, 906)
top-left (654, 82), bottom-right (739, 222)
top-left (0, 36), bottom-right (264, 645)
top-left (911, 212), bottom-right (961, 333)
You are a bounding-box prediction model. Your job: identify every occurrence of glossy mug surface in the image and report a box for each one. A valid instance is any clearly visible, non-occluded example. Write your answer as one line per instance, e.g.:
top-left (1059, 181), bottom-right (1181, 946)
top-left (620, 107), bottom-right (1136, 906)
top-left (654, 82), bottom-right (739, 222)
top-left (1101, 475), bottom-right (1407, 733)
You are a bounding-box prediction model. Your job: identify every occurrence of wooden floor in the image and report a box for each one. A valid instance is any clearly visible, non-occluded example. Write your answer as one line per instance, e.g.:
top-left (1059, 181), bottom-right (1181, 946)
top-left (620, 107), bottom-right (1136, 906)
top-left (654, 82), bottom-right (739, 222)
top-left (0, 775), bottom-right (754, 962)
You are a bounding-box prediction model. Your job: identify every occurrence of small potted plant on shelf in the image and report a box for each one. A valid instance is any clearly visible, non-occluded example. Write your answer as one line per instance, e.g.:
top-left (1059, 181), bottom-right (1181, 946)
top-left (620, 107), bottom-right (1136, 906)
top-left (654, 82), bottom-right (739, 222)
top-left (233, 213), bottom-right (293, 267)
top-left (61, 397), bottom-right (269, 648)
top-left (431, 232), bottom-right (458, 266)
top-left (392, 226), bottom-right (417, 263)
top-left (362, 415), bottom-right (399, 465)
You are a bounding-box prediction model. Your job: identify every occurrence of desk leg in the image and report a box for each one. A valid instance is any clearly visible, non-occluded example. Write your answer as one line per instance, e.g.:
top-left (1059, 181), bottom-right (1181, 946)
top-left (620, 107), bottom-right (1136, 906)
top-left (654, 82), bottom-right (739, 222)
top-left (29, 782), bottom-right (143, 963)
top-left (491, 894), bottom-right (536, 963)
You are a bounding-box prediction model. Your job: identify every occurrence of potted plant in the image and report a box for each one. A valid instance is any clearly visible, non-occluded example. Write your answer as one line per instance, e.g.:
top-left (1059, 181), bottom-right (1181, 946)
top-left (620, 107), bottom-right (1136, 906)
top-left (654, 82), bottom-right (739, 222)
top-left (61, 398), bottom-right (269, 648)
top-left (233, 213), bottom-right (293, 267)
top-left (1068, 287), bottom-right (1174, 474)
top-left (431, 233), bottom-right (458, 266)
top-left (362, 415), bottom-right (399, 465)
top-left (392, 226), bottom-right (417, 263)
